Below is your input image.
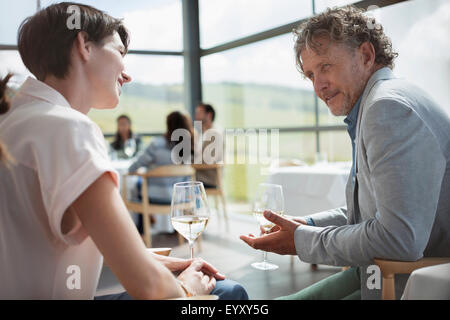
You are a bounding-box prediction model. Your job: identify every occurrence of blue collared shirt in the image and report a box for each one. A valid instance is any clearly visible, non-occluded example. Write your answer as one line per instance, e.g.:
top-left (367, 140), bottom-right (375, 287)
top-left (344, 96), bottom-right (362, 185)
top-left (305, 96), bottom-right (362, 227)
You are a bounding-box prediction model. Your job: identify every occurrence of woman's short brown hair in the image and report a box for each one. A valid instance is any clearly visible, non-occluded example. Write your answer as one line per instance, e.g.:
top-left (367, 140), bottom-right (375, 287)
top-left (18, 2), bottom-right (130, 81)
top-left (293, 5), bottom-right (398, 74)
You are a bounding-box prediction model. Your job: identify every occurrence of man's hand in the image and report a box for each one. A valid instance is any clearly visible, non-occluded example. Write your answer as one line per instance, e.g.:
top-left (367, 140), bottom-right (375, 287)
top-left (259, 215), bottom-right (307, 235)
top-left (177, 259), bottom-right (216, 296)
top-left (240, 210), bottom-right (302, 255)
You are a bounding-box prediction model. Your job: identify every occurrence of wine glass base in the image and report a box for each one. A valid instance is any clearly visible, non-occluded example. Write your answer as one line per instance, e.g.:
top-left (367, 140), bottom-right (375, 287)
top-left (251, 261), bottom-right (279, 271)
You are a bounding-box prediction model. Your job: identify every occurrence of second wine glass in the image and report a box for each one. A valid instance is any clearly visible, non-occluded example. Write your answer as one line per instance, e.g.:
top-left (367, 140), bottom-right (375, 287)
top-left (251, 183), bottom-right (284, 271)
top-left (170, 181), bottom-right (210, 259)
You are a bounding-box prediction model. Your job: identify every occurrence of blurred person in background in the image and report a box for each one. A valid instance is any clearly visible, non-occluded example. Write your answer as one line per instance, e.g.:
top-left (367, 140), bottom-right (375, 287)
top-left (128, 111), bottom-right (196, 234)
top-left (110, 114), bottom-right (142, 159)
top-left (194, 103), bottom-right (224, 188)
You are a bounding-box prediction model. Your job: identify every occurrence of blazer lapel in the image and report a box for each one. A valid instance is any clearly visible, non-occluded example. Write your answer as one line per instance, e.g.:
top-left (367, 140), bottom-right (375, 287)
top-left (354, 67), bottom-right (395, 175)
top-left (346, 67), bottom-right (395, 224)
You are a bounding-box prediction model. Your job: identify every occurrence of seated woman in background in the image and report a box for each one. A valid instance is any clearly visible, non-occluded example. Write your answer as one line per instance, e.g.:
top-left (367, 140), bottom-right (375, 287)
top-left (128, 111), bottom-right (198, 234)
top-left (110, 114), bottom-right (142, 159)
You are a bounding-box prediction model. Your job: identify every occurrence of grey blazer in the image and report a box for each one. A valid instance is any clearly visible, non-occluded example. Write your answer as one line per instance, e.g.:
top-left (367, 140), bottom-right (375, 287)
top-left (294, 67), bottom-right (450, 299)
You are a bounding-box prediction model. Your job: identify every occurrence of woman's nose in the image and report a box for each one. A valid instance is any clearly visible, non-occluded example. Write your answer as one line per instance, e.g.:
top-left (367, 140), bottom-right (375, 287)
top-left (122, 71), bottom-right (132, 83)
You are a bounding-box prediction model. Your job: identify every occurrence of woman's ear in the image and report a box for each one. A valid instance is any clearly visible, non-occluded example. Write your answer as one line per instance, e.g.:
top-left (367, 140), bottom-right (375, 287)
top-left (74, 31), bottom-right (92, 62)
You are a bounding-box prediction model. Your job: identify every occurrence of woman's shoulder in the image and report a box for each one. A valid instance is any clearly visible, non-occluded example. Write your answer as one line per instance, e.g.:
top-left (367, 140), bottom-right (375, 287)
top-left (149, 135), bottom-right (170, 148)
top-left (6, 99), bottom-right (101, 141)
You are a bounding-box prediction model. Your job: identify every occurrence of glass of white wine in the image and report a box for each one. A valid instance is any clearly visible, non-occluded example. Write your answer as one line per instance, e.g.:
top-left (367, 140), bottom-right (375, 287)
top-left (251, 183), bottom-right (284, 271)
top-left (170, 181), bottom-right (210, 259)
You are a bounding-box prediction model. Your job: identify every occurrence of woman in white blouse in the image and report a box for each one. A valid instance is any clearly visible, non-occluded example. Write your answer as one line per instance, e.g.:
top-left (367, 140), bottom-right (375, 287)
top-left (0, 2), bottom-right (247, 300)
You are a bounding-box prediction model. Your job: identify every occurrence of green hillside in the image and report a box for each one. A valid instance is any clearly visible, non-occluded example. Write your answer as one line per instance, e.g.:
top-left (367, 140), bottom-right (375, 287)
top-left (88, 81), bottom-right (351, 201)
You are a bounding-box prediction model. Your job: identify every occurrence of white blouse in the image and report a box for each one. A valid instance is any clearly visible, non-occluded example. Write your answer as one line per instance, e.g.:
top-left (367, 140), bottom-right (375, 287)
top-left (0, 77), bottom-right (118, 299)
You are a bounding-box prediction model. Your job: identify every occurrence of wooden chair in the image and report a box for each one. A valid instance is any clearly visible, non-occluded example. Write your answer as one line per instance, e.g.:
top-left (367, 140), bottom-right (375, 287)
top-left (191, 163), bottom-right (228, 229)
top-left (373, 257), bottom-right (450, 300)
top-left (121, 165), bottom-right (195, 248)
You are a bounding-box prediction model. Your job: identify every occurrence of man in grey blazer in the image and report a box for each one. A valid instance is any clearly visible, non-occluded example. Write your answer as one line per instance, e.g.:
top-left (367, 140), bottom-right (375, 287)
top-left (240, 6), bottom-right (450, 300)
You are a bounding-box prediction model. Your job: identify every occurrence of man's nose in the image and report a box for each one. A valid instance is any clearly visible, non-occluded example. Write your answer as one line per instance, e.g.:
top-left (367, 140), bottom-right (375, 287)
top-left (314, 76), bottom-right (329, 100)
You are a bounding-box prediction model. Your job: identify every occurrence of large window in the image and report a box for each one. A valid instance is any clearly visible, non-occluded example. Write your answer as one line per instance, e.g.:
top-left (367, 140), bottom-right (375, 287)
top-left (199, 0), bottom-right (312, 49)
top-left (0, 51), bottom-right (32, 88)
top-left (0, 0), bottom-right (36, 45)
top-left (88, 55), bottom-right (185, 135)
top-left (41, 0), bottom-right (183, 51)
top-left (1, 0), bottom-right (448, 203)
top-left (202, 34), bottom-right (316, 129)
top-left (373, 0), bottom-right (450, 114)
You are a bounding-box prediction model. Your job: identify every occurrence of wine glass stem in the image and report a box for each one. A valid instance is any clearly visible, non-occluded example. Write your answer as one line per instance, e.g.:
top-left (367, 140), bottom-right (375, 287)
top-left (189, 241), bottom-right (194, 259)
top-left (262, 231), bottom-right (268, 264)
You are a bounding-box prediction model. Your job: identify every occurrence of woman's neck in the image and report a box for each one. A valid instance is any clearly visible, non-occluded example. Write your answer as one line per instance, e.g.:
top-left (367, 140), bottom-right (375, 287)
top-left (43, 72), bottom-right (93, 115)
top-left (120, 131), bottom-right (129, 141)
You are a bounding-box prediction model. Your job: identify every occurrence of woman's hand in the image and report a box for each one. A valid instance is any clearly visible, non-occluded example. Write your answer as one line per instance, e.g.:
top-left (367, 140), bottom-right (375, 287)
top-left (155, 255), bottom-right (226, 280)
top-left (177, 259), bottom-right (217, 296)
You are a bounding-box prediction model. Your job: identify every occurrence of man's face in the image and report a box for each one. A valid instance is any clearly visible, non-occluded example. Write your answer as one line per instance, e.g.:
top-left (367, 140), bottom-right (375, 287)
top-left (195, 106), bottom-right (213, 127)
top-left (195, 106), bottom-right (206, 122)
top-left (301, 37), bottom-right (368, 116)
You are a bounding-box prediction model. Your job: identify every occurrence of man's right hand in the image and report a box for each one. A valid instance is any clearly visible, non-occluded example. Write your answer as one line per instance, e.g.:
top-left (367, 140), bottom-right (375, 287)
top-left (260, 215), bottom-right (307, 235)
top-left (177, 259), bottom-right (216, 296)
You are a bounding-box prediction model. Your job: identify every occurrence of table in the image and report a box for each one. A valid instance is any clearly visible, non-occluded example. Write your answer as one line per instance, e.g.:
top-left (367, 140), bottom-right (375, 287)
top-left (266, 162), bottom-right (351, 217)
top-left (401, 263), bottom-right (450, 300)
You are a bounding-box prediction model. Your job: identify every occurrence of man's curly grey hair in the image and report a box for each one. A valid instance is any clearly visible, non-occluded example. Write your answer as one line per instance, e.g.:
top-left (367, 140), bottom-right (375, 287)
top-left (293, 5), bottom-right (398, 74)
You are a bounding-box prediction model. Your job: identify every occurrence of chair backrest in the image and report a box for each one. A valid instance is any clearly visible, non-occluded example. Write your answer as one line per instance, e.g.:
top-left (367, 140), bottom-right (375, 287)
top-left (191, 164), bottom-right (224, 188)
top-left (191, 163), bottom-right (223, 170)
top-left (145, 164), bottom-right (195, 179)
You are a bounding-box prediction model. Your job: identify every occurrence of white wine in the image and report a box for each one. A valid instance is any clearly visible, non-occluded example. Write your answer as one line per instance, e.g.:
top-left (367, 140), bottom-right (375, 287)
top-left (171, 215), bottom-right (209, 242)
top-left (253, 210), bottom-right (284, 232)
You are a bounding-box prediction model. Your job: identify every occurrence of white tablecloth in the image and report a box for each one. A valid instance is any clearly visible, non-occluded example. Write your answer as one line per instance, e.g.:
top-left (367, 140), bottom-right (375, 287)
top-left (266, 162), bottom-right (351, 217)
top-left (402, 263), bottom-right (450, 300)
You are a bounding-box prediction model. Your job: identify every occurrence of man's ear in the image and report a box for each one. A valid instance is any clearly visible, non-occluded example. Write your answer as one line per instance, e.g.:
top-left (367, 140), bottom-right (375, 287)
top-left (74, 31), bottom-right (93, 62)
top-left (359, 41), bottom-right (376, 69)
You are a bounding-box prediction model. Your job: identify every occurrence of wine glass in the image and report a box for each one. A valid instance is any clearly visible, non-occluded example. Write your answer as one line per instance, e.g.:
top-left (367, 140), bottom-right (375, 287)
top-left (171, 181), bottom-right (210, 259)
top-left (251, 183), bottom-right (284, 271)
top-left (124, 138), bottom-right (136, 158)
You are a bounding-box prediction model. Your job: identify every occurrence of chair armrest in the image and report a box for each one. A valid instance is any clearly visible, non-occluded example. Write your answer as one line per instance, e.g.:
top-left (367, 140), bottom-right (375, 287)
top-left (147, 248), bottom-right (172, 256)
top-left (373, 257), bottom-right (450, 275)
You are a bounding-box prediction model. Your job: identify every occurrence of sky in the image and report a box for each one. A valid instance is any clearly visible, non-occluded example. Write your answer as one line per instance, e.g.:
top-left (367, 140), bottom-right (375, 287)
top-left (0, 0), bottom-right (449, 110)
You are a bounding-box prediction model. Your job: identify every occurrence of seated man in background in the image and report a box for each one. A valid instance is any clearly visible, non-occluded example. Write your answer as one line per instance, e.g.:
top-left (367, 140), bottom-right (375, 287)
top-left (194, 103), bottom-right (224, 188)
top-left (241, 5), bottom-right (450, 300)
